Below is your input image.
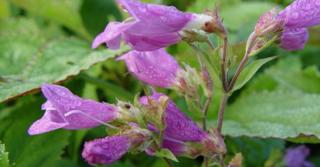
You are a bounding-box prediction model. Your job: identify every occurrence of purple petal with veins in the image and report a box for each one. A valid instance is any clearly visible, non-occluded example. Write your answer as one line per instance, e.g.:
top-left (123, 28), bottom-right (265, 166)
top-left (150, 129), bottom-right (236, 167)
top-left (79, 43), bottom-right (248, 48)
top-left (117, 49), bottom-right (181, 88)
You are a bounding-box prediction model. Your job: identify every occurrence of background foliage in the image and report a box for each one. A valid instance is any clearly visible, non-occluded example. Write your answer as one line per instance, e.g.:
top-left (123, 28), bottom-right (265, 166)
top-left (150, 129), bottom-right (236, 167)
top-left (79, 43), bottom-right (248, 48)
top-left (0, 0), bottom-right (319, 166)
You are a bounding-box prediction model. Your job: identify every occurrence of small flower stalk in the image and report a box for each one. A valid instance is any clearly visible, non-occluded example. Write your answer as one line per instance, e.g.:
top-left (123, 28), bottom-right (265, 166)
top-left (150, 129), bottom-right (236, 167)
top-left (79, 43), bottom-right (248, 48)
top-left (29, 0), bottom-right (318, 166)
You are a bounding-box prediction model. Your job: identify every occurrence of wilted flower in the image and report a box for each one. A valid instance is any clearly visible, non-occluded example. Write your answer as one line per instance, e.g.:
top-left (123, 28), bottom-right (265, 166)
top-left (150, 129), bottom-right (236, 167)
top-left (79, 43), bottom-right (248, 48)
top-left (277, 0), bottom-right (320, 50)
top-left (140, 92), bottom-right (226, 157)
top-left (28, 84), bottom-right (118, 135)
top-left (117, 49), bottom-right (181, 88)
top-left (284, 145), bottom-right (314, 167)
top-left (93, 0), bottom-right (215, 51)
top-left (82, 124), bottom-right (151, 165)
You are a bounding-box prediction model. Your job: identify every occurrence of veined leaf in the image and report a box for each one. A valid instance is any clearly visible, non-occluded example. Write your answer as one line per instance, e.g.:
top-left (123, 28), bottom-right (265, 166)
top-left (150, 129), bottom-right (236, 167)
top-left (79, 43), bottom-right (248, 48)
top-left (223, 90), bottom-right (320, 141)
top-left (233, 56), bottom-right (276, 91)
top-left (0, 18), bottom-right (127, 102)
top-left (0, 142), bottom-right (10, 167)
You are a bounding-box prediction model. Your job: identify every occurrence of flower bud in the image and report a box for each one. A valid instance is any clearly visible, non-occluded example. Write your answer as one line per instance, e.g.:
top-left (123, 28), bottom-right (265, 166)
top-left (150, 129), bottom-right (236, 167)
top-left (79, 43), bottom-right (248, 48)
top-left (82, 124), bottom-right (152, 165)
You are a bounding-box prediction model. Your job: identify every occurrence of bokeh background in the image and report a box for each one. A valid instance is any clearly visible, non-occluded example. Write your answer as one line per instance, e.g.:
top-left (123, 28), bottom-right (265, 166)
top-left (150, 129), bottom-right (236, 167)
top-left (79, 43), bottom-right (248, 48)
top-left (0, 0), bottom-right (320, 166)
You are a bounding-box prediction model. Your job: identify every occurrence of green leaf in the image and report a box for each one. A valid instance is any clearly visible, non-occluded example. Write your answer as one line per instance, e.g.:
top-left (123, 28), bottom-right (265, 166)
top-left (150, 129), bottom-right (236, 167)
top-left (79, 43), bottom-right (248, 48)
top-left (0, 97), bottom-right (71, 167)
top-left (233, 56), bottom-right (276, 91)
top-left (223, 90), bottom-right (320, 141)
top-left (226, 137), bottom-right (284, 167)
top-left (10, 0), bottom-right (91, 39)
top-left (0, 18), bottom-right (127, 102)
top-left (154, 149), bottom-right (179, 162)
top-left (244, 57), bottom-right (320, 94)
top-left (0, 142), bottom-right (10, 167)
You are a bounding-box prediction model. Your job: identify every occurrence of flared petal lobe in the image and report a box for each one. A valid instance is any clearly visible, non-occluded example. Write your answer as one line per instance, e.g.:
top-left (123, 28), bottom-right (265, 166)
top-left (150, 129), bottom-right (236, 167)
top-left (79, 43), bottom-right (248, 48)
top-left (92, 21), bottom-right (135, 49)
top-left (280, 28), bottom-right (309, 51)
top-left (82, 136), bottom-right (130, 165)
top-left (28, 84), bottom-right (118, 135)
top-left (118, 49), bottom-right (181, 88)
top-left (278, 0), bottom-right (320, 28)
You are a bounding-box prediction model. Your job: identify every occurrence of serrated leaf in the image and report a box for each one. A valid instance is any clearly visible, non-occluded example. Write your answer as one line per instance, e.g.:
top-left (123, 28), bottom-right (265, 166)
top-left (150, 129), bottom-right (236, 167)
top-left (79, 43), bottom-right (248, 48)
top-left (244, 57), bottom-right (320, 94)
top-left (154, 149), bottom-right (179, 162)
top-left (0, 142), bottom-right (10, 167)
top-left (10, 0), bottom-right (91, 39)
top-left (0, 97), bottom-right (71, 167)
top-left (233, 56), bottom-right (276, 91)
top-left (223, 90), bottom-right (320, 141)
top-left (0, 18), bottom-right (127, 102)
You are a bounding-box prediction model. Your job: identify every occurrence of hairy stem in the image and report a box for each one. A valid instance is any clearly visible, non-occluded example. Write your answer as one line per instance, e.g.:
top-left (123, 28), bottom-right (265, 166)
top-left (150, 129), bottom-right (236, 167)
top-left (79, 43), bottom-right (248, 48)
top-left (221, 37), bottom-right (229, 92)
top-left (217, 93), bottom-right (228, 133)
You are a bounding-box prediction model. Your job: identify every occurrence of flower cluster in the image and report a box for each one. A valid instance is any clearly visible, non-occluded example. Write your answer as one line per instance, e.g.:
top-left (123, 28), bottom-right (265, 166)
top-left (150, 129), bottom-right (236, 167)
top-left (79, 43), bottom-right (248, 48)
top-left (28, 0), bottom-right (318, 166)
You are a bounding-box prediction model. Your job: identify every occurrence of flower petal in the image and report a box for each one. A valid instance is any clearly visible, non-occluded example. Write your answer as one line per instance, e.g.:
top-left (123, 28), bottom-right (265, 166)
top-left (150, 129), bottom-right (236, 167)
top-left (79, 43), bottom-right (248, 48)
top-left (28, 110), bottom-right (68, 135)
top-left (278, 0), bottom-right (320, 28)
top-left (280, 28), bottom-right (309, 51)
top-left (118, 49), bottom-right (180, 87)
top-left (82, 135), bottom-right (130, 165)
top-left (117, 0), bottom-right (192, 33)
top-left (92, 21), bottom-right (135, 49)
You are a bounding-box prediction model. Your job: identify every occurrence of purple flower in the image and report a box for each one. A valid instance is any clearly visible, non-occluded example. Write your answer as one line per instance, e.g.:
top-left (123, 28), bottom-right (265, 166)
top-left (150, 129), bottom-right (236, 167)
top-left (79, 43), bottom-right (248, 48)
top-left (28, 84), bottom-right (118, 135)
top-left (276, 0), bottom-right (320, 51)
top-left (278, 0), bottom-right (320, 28)
top-left (285, 145), bottom-right (314, 167)
top-left (117, 49), bottom-right (181, 88)
top-left (280, 28), bottom-right (309, 51)
top-left (82, 135), bottom-right (130, 165)
top-left (92, 0), bottom-right (213, 51)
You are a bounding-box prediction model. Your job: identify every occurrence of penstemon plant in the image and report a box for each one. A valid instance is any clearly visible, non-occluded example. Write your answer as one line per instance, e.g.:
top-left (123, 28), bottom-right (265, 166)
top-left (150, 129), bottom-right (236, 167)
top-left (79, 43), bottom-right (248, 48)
top-left (27, 0), bottom-right (320, 166)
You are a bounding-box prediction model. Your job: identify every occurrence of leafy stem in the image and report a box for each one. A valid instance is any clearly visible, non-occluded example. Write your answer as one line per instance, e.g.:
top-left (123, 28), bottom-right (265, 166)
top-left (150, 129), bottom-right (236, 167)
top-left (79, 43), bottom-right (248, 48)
top-left (221, 37), bottom-right (229, 92)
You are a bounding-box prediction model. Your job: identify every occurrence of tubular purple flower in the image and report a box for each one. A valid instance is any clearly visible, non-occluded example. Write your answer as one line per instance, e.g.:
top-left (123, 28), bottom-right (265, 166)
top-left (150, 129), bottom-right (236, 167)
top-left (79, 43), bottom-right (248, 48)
top-left (82, 135), bottom-right (130, 165)
top-left (93, 0), bottom-right (213, 51)
top-left (285, 145), bottom-right (314, 167)
top-left (278, 0), bottom-right (320, 28)
top-left (140, 92), bottom-right (226, 157)
top-left (117, 49), bottom-right (181, 88)
top-left (280, 28), bottom-right (309, 51)
top-left (275, 0), bottom-right (320, 51)
top-left (28, 84), bottom-right (118, 135)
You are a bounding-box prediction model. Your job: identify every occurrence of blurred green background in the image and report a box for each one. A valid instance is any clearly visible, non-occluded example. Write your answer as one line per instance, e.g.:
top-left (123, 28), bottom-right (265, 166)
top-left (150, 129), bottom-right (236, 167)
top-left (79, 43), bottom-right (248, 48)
top-left (0, 0), bottom-right (320, 167)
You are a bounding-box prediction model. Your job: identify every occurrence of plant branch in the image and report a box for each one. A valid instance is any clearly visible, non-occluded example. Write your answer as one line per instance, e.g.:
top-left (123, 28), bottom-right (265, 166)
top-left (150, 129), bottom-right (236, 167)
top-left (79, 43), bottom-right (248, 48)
top-left (217, 93), bottom-right (228, 133)
top-left (202, 94), bottom-right (212, 131)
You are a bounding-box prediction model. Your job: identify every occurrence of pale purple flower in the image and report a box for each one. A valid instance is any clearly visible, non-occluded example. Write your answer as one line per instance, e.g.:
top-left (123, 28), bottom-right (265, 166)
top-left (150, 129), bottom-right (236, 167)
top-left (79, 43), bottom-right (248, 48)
top-left (285, 145), bottom-right (314, 167)
top-left (276, 0), bottom-right (320, 50)
top-left (92, 0), bottom-right (212, 51)
top-left (117, 49), bottom-right (181, 88)
top-left (82, 135), bottom-right (130, 165)
top-left (28, 84), bottom-right (118, 135)
top-left (280, 28), bottom-right (309, 51)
